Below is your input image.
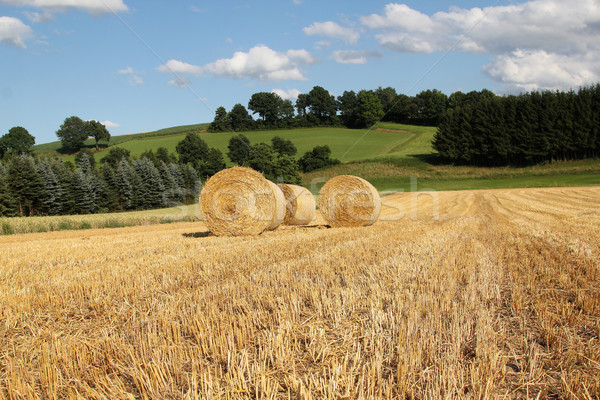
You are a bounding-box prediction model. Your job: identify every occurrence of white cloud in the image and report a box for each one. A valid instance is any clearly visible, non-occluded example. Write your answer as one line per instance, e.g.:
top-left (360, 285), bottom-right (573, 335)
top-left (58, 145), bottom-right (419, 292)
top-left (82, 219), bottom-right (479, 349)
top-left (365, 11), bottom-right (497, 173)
top-left (272, 88), bottom-right (301, 100)
top-left (0, 0), bottom-right (128, 14)
top-left (303, 21), bottom-right (360, 44)
top-left (0, 16), bottom-right (32, 48)
top-left (362, 1), bottom-right (600, 54)
top-left (293, 0), bottom-right (302, 4)
top-left (117, 66), bottom-right (143, 85)
top-left (204, 45), bottom-right (312, 82)
top-left (314, 40), bottom-right (331, 50)
top-left (168, 77), bottom-right (191, 88)
top-left (286, 49), bottom-right (319, 65)
top-left (362, 4), bottom-right (435, 33)
top-left (100, 120), bottom-right (120, 129)
top-left (331, 50), bottom-right (383, 64)
top-left (158, 59), bottom-right (203, 76)
top-left (484, 49), bottom-right (600, 92)
top-left (24, 9), bottom-right (54, 22)
top-left (361, 1), bottom-right (600, 91)
top-left (129, 75), bottom-right (143, 85)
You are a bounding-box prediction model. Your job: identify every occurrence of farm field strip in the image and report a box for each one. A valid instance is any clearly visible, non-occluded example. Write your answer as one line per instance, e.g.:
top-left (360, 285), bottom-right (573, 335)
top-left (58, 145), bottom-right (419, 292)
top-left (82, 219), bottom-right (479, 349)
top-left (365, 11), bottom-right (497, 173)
top-left (0, 187), bottom-right (599, 398)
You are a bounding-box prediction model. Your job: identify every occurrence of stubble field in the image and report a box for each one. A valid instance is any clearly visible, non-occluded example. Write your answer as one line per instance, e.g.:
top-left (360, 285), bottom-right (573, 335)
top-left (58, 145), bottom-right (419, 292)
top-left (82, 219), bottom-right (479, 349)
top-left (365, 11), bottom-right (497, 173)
top-left (0, 187), bottom-right (599, 399)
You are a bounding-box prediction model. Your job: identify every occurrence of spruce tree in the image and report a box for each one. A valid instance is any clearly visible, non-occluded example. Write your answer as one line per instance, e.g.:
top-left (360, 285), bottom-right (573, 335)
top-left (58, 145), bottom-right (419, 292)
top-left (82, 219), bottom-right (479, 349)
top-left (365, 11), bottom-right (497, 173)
top-left (133, 158), bottom-right (164, 209)
top-left (49, 159), bottom-right (75, 214)
top-left (36, 159), bottom-right (64, 215)
top-left (71, 169), bottom-right (95, 214)
top-left (115, 158), bottom-right (135, 210)
top-left (0, 173), bottom-right (17, 217)
top-left (7, 155), bottom-right (46, 216)
top-left (160, 162), bottom-right (184, 205)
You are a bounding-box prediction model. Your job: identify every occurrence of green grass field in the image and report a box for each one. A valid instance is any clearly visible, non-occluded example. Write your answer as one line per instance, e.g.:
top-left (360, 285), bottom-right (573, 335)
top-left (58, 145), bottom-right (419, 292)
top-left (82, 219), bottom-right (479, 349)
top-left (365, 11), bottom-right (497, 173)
top-left (32, 123), bottom-right (209, 156)
top-left (32, 121), bottom-right (600, 193)
top-left (33, 123), bottom-right (434, 166)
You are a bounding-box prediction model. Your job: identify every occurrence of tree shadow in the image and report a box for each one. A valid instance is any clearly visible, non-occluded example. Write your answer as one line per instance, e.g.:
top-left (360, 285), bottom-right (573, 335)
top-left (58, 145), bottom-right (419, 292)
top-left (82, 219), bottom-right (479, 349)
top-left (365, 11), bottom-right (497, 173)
top-left (408, 153), bottom-right (445, 165)
top-left (182, 231), bottom-right (213, 239)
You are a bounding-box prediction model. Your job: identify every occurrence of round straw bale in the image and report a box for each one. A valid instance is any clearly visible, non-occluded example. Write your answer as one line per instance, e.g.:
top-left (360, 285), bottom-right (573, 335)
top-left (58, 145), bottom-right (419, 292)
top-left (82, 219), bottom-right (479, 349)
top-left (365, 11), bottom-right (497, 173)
top-left (266, 180), bottom-right (285, 231)
top-left (318, 175), bottom-right (381, 227)
top-left (199, 167), bottom-right (282, 236)
top-left (278, 184), bottom-right (316, 225)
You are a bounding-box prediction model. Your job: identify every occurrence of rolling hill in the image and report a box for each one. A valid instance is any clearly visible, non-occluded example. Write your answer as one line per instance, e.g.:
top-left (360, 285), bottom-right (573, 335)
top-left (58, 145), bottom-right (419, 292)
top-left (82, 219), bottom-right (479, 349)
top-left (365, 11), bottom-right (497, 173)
top-left (33, 122), bottom-right (437, 166)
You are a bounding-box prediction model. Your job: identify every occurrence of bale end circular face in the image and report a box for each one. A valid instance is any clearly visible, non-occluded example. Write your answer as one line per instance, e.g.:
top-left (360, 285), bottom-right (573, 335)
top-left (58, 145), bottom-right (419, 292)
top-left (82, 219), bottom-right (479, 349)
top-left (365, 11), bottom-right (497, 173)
top-left (266, 180), bottom-right (285, 231)
top-left (278, 184), bottom-right (316, 226)
top-left (199, 167), bottom-right (279, 236)
top-left (318, 175), bottom-right (381, 228)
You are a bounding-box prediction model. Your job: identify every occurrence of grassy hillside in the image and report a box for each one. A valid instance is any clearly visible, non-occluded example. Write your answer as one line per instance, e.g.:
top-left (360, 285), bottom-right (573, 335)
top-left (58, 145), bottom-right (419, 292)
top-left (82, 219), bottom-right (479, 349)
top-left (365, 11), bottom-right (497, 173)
top-left (32, 122), bottom-right (600, 192)
top-left (32, 123), bottom-right (209, 155)
top-left (302, 157), bottom-right (600, 193)
top-left (33, 122), bottom-right (436, 166)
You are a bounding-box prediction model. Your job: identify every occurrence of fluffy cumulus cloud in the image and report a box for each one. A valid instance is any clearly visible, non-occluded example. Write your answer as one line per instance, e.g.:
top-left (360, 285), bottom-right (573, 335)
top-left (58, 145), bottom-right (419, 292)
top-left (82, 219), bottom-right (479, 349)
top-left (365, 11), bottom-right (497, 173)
top-left (484, 49), bottom-right (600, 92)
top-left (203, 45), bottom-right (316, 82)
top-left (271, 88), bottom-right (301, 100)
top-left (0, 0), bottom-right (128, 14)
top-left (157, 59), bottom-right (203, 87)
top-left (100, 120), bottom-right (120, 129)
top-left (361, 0), bottom-right (600, 91)
top-left (331, 50), bottom-right (383, 65)
top-left (157, 59), bottom-right (203, 76)
top-left (303, 21), bottom-right (360, 44)
top-left (0, 16), bottom-right (32, 47)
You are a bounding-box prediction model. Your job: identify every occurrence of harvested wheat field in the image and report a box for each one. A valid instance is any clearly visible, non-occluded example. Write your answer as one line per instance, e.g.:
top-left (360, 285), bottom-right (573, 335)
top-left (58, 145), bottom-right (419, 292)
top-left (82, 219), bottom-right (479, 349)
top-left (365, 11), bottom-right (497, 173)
top-left (0, 186), bottom-right (599, 399)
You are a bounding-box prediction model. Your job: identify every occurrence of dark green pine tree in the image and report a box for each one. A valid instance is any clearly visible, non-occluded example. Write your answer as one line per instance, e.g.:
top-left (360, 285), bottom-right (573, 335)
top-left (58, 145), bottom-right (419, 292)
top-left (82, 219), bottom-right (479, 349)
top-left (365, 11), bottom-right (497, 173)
top-left (181, 164), bottom-right (200, 204)
top-left (70, 169), bottom-right (95, 214)
top-left (0, 171), bottom-right (17, 217)
top-left (573, 86), bottom-right (594, 159)
top-left (133, 158), bottom-right (165, 209)
top-left (168, 163), bottom-right (185, 189)
top-left (36, 159), bottom-right (64, 215)
top-left (100, 163), bottom-right (120, 212)
top-left (591, 84), bottom-right (600, 158)
top-left (160, 162), bottom-right (184, 205)
top-left (7, 155), bottom-right (46, 216)
top-left (49, 159), bottom-right (75, 214)
top-left (115, 158), bottom-right (135, 210)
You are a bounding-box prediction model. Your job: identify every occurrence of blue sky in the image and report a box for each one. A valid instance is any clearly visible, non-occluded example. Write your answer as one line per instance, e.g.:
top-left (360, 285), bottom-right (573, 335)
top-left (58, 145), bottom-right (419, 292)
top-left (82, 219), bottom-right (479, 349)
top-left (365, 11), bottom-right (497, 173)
top-left (1, 0), bottom-right (599, 144)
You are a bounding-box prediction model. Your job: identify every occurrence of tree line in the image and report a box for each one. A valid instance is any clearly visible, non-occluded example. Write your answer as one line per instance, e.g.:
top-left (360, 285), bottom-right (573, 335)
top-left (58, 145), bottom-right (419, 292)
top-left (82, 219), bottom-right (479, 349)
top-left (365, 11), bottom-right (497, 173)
top-left (0, 125), bottom-right (339, 217)
top-left (208, 85), bottom-right (451, 132)
top-left (0, 150), bottom-right (200, 217)
top-left (433, 84), bottom-right (600, 166)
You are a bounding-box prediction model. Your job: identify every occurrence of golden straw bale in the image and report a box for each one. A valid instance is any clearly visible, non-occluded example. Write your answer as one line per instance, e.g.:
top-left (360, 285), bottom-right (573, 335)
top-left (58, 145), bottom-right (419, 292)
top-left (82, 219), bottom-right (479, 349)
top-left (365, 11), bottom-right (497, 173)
top-left (266, 180), bottom-right (285, 231)
top-left (318, 175), bottom-right (381, 227)
top-left (278, 184), bottom-right (316, 225)
top-left (199, 167), bottom-right (282, 236)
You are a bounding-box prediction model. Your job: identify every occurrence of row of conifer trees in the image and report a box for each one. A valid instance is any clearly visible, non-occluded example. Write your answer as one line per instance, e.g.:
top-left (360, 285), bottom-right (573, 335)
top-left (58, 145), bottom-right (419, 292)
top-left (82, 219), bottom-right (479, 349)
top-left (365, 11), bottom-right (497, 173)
top-left (433, 84), bottom-right (600, 166)
top-left (0, 153), bottom-right (200, 217)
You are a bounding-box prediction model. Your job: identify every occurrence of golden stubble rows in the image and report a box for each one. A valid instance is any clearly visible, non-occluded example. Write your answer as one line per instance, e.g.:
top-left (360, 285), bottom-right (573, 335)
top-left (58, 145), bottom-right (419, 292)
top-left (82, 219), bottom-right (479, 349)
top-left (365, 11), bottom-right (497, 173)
top-left (0, 187), bottom-right (599, 399)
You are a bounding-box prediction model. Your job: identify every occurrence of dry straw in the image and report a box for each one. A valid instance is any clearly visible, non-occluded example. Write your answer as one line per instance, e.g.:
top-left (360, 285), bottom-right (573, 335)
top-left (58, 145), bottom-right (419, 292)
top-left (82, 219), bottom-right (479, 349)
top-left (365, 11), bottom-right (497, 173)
top-left (318, 175), bottom-right (381, 227)
top-left (278, 184), bottom-right (316, 226)
top-left (266, 180), bottom-right (285, 231)
top-left (199, 167), bottom-right (284, 236)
